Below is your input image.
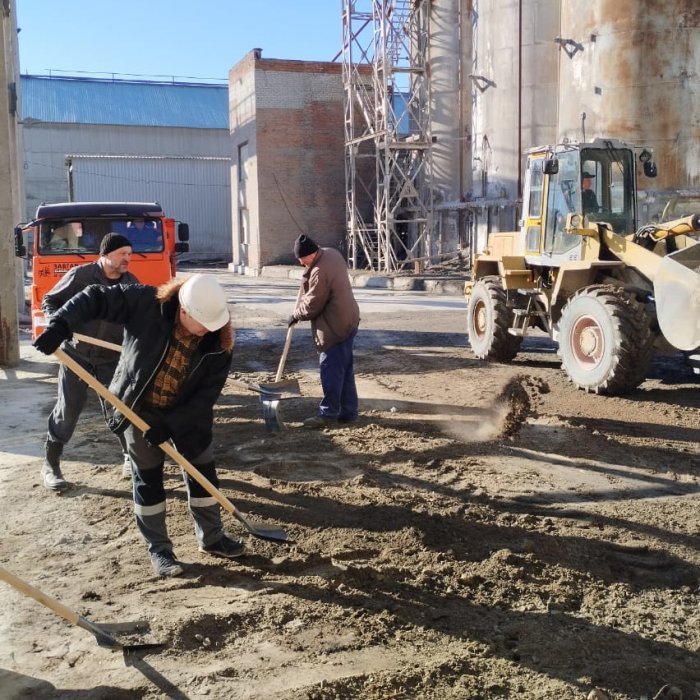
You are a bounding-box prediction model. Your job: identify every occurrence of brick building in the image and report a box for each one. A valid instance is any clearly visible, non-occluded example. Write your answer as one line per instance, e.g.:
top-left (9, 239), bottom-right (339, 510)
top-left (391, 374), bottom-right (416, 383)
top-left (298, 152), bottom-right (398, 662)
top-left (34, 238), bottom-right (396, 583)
top-left (228, 50), bottom-right (347, 274)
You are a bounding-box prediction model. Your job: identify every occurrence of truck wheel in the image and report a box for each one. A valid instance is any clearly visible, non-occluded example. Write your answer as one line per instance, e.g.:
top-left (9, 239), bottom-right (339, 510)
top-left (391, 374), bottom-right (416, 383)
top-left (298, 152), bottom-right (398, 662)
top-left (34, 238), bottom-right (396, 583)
top-left (557, 285), bottom-right (654, 394)
top-left (467, 276), bottom-right (522, 361)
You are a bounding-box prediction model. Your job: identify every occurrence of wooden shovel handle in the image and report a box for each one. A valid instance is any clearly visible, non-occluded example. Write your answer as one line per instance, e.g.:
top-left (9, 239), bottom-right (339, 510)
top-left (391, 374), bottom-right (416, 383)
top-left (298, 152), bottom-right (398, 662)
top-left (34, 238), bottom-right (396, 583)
top-left (73, 332), bottom-right (121, 352)
top-left (54, 348), bottom-right (243, 518)
top-left (275, 283), bottom-right (303, 382)
top-left (0, 563), bottom-right (81, 626)
top-left (274, 325), bottom-right (294, 382)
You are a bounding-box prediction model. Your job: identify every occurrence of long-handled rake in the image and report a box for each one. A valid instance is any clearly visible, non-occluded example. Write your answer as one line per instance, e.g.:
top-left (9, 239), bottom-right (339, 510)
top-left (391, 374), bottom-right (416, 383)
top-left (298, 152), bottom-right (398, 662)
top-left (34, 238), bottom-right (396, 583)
top-left (54, 347), bottom-right (289, 543)
top-left (0, 564), bottom-right (163, 652)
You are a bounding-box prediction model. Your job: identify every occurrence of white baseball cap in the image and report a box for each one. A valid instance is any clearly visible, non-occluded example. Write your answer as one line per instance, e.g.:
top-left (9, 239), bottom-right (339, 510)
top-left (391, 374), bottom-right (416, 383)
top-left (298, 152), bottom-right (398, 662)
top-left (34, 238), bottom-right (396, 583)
top-left (178, 274), bottom-right (230, 332)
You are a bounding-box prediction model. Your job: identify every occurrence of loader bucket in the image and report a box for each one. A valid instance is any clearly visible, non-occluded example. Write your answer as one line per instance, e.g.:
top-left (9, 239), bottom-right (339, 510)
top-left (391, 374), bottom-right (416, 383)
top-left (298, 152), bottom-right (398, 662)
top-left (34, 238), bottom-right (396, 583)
top-left (653, 242), bottom-right (700, 351)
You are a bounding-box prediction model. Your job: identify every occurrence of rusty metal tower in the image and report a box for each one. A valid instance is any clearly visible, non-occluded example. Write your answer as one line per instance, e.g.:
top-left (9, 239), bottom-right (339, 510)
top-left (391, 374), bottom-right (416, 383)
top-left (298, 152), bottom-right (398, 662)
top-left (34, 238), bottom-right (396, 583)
top-left (342, 0), bottom-right (433, 271)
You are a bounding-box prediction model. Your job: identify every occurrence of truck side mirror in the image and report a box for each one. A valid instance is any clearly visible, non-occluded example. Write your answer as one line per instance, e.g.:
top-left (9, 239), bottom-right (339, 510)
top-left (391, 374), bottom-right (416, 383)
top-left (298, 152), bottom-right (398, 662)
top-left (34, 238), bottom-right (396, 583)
top-left (175, 242), bottom-right (189, 253)
top-left (544, 158), bottom-right (559, 175)
top-left (177, 222), bottom-right (190, 242)
top-left (643, 160), bottom-right (658, 178)
top-left (14, 226), bottom-right (26, 257)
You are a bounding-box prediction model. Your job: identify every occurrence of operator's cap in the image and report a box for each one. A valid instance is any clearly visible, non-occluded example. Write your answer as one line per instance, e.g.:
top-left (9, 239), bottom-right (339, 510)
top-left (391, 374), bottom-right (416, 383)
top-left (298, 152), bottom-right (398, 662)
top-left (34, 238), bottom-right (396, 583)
top-left (582, 170), bottom-right (596, 178)
top-left (178, 274), bottom-right (230, 332)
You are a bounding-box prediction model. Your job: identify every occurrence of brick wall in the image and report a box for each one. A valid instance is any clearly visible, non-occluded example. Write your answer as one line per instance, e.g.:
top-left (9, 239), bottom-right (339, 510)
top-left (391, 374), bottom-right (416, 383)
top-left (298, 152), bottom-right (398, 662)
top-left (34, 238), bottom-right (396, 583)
top-left (229, 53), bottom-right (347, 272)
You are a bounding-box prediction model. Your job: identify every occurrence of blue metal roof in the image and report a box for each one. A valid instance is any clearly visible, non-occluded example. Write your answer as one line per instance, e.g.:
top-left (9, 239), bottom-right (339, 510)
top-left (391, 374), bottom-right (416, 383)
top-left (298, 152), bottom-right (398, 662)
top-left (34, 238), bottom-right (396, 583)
top-left (20, 75), bottom-right (228, 129)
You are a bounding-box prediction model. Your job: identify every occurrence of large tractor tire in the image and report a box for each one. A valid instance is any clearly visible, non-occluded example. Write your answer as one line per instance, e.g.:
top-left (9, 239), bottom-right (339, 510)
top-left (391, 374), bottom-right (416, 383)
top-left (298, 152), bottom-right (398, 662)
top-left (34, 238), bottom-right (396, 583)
top-left (557, 285), bottom-right (654, 394)
top-left (467, 276), bottom-right (522, 361)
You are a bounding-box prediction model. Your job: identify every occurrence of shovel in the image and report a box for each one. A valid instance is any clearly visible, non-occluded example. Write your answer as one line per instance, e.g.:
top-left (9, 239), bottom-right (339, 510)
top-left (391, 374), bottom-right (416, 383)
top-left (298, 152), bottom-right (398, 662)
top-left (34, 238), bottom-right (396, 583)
top-left (256, 284), bottom-right (305, 431)
top-left (54, 347), bottom-right (289, 543)
top-left (74, 332), bottom-right (300, 423)
top-left (229, 377), bottom-right (300, 399)
top-left (257, 324), bottom-right (297, 432)
top-left (0, 564), bottom-right (162, 652)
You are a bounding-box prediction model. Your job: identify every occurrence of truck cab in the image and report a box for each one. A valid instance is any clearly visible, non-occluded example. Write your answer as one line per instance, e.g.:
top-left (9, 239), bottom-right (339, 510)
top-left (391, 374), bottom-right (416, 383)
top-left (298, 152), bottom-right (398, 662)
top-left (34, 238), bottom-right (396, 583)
top-left (14, 201), bottom-right (190, 338)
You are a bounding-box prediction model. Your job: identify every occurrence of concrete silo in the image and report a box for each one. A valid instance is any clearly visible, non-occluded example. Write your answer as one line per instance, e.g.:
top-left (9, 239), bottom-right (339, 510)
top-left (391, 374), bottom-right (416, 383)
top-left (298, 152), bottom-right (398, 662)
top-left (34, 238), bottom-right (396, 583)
top-left (470, 0), bottom-right (561, 204)
top-left (556, 0), bottom-right (700, 195)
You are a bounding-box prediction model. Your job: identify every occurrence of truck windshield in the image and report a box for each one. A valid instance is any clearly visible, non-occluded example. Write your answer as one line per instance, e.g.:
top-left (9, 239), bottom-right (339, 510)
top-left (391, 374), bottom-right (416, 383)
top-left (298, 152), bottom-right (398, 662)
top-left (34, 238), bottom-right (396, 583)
top-left (38, 218), bottom-right (164, 255)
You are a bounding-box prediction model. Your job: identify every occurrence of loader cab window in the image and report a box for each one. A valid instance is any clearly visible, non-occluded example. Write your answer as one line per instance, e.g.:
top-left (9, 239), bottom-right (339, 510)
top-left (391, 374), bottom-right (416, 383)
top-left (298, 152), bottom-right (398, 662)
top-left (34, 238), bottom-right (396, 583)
top-left (543, 150), bottom-right (581, 256)
top-left (580, 147), bottom-right (635, 234)
top-left (523, 157), bottom-right (545, 252)
top-left (527, 159), bottom-right (544, 219)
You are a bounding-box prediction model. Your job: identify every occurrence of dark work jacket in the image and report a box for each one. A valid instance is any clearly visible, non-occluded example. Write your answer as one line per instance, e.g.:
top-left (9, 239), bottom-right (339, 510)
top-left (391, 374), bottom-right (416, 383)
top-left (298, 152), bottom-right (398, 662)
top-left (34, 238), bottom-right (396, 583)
top-left (42, 261), bottom-right (139, 366)
top-left (51, 279), bottom-right (234, 460)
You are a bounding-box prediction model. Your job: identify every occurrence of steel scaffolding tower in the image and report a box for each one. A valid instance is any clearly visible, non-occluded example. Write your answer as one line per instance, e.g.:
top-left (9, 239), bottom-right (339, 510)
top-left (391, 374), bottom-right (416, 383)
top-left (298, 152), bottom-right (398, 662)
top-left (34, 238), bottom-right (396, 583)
top-left (342, 0), bottom-right (433, 271)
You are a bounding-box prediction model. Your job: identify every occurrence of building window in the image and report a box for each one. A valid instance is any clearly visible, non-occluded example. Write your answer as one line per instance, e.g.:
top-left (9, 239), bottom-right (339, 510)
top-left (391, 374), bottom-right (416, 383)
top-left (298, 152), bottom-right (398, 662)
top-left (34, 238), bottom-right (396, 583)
top-left (238, 142), bottom-right (249, 183)
top-left (239, 207), bottom-right (249, 245)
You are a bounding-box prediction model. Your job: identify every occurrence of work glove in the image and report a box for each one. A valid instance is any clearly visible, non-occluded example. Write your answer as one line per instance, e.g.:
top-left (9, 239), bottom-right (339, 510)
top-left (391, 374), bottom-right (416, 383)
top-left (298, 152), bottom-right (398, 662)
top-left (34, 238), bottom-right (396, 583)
top-left (287, 315), bottom-right (298, 327)
top-left (33, 318), bottom-right (72, 355)
top-left (142, 413), bottom-right (172, 447)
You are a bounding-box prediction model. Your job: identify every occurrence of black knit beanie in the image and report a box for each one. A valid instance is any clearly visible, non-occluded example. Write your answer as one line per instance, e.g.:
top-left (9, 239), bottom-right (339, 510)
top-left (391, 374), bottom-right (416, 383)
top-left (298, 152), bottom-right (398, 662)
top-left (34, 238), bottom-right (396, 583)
top-left (293, 234), bottom-right (319, 259)
top-left (100, 233), bottom-right (132, 256)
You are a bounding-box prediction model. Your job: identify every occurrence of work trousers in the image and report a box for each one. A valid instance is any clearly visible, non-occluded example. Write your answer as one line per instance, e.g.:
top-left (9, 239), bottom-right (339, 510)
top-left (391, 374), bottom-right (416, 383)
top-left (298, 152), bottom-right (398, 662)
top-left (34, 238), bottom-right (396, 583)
top-left (123, 423), bottom-right (224, 556)
top-left (47, 355), bottom-right (128, 457)
top-left (318, 328), bottom-right (359, 420)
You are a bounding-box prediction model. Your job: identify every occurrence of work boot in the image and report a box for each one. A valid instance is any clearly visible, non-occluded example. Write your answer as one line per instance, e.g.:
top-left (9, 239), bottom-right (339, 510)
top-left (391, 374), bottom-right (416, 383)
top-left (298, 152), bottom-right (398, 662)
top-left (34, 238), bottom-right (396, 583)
top-left (150, 551), bottom-right (184, 578)
top-left (42, 439), bottom-right (68, 492)
top-left (303, 415), bottom-right (338, 429)
top-left (199, 535), bottom-right (246, 559)
top-left (121, 454), bottom-right (133, 480)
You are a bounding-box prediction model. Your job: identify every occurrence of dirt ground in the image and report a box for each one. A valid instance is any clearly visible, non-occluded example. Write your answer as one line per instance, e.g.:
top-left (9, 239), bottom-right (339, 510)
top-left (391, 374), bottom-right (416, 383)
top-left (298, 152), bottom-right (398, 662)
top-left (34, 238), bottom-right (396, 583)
top-left (1, 272), bottom-right (699, 700)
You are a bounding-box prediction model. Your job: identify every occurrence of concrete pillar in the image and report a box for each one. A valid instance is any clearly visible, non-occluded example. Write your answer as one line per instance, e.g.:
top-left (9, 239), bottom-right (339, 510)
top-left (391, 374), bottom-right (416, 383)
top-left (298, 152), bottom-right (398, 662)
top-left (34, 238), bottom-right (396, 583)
top-left (0, 3), bottom-right (24, 366)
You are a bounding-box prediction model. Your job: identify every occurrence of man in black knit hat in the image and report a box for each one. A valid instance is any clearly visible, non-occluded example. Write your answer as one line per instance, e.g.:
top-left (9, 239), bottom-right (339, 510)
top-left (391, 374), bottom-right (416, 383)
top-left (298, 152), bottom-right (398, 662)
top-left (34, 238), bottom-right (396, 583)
top-left (289, 234), bottom-right (360, 428)
top-left (39, 233), bottom-right (139, 491)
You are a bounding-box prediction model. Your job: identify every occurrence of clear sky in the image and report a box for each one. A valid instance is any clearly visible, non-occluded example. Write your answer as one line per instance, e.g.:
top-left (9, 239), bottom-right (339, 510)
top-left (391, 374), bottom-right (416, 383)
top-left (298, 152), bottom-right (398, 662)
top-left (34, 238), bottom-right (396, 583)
top-left (16, 1), bottom-right (344, 82)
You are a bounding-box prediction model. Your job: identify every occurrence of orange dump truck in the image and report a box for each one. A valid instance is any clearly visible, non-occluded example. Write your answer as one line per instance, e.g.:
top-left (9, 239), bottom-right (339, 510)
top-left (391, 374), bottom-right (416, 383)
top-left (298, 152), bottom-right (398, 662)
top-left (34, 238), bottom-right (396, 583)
top-left (14, 201), bottom-right (190, 338)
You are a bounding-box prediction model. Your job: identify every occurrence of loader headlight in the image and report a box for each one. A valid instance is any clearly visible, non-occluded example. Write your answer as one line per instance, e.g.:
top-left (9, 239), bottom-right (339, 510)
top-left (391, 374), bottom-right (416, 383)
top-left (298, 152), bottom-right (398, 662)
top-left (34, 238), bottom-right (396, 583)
top-left (568, 213), bottom-right (583, 229)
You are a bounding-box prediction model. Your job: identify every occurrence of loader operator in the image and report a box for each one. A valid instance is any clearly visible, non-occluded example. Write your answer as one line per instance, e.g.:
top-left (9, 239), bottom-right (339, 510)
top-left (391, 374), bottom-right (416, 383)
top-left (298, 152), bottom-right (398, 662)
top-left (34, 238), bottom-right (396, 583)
top-left (40, 233), bottom-right (138, 492)
top-left (288, 234), bottom-right (360, 429)
top-left (33, 274), bottom-right (243, 578)
top-left (582, 171), bottom-right (600, 213)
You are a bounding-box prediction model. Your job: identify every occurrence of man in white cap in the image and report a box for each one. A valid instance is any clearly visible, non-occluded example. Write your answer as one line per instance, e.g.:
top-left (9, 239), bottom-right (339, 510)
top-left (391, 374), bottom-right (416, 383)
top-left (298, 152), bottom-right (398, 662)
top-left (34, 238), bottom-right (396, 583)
top-left (34, 273), bottom-right (242, 578)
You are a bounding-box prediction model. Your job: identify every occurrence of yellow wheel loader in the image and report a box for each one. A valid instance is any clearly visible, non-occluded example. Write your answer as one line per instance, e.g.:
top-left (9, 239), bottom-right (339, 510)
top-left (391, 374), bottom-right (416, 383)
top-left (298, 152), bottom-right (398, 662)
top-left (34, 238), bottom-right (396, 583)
top-left (465, 138), bottom-right (700, 394)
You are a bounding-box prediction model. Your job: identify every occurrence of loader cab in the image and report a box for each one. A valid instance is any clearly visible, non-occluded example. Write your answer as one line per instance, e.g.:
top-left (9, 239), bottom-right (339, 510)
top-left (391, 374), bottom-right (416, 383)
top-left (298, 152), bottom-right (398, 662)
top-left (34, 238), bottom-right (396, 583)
top-left (521, 140), bottom-right (637, 265)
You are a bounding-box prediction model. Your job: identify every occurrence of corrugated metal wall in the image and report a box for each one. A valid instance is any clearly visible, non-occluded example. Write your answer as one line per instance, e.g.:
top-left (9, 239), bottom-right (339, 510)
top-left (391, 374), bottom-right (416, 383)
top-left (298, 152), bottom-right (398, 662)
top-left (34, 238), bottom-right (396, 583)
top-left (67, 155), bottom-right (232, 261)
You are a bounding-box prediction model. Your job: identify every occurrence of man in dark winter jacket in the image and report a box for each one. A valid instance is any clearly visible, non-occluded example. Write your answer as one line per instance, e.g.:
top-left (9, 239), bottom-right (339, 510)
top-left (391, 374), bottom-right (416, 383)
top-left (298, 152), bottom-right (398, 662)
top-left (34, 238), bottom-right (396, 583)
top-left (33, 273), bottom-right (243, 578)
top-left (288, 234), bottom-right (360, 429)
top-left (40, 233), bottom-right (138, 492)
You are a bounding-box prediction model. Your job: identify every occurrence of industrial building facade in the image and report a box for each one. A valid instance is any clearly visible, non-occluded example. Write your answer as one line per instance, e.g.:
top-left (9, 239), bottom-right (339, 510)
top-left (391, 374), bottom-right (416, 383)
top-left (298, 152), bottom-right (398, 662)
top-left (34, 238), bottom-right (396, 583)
top-left (228, 50), bottom-right (348, 274)
top-left (19, 75), bottom-right (232, 261)
top-left (342, 0), bottom-right (700, 270)
top-left (16, 1), bottom-right (700, 275)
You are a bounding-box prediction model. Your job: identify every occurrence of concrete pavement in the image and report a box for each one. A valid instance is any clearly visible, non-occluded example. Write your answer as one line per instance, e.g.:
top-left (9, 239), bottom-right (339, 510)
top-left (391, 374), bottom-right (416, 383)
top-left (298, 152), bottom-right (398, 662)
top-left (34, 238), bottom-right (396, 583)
top-left (248, 264), bottom-right (468, 295)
